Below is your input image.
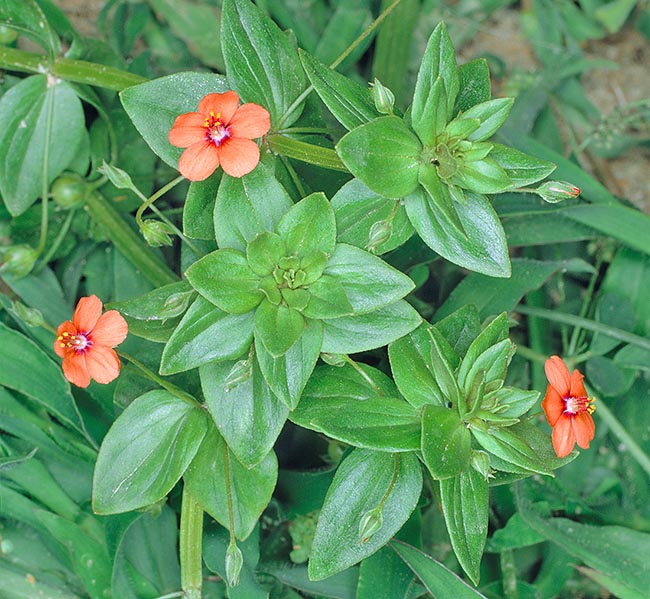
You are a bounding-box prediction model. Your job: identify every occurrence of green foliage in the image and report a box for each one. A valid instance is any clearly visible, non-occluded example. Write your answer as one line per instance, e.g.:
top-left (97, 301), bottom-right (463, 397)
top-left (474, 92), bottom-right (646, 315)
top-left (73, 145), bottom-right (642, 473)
top-left (1, 0), bottom-right (649, 598)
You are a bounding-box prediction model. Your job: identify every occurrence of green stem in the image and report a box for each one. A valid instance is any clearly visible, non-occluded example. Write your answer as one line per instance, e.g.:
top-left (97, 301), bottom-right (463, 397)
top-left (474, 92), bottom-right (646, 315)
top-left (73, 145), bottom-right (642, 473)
top-left (180, 486), bottom-right (204, 599)
top-left (514, 344), bottom-right (548, 365)
top-left (267, 134), bottom-right (347, 172)
top-left (36, 78), bottom-right (56, 256)
top-left (567, 256), bottom-right (602, 356)
top-left (117, 350), bottom-right (201, 409)
top-left (500, 550), bottom-right (518, 599)
top-left (223, 442), bottom-right (237, 545)
top-left (514, 305), bottom-right (650, 352)
top-left (135, 176), bottom-right (184, 226)
top-left (594, 398), bottom-right (650, 479)
top-left (35, 207), bottom-right (76, 271)
top-left (85, 191), bottom-right (177, 287)
top-left (0, 46), bottom-right (146, 91)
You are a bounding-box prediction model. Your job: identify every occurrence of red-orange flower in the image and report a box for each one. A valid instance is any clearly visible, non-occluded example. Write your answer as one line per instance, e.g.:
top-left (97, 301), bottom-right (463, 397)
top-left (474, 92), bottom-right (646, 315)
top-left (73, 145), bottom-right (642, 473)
top-left (168, 91), bottom-right (271, 181)
top-left (54, 295), bottom-right (128, 388)
top-left (542, 355), bottom-right (596, 458)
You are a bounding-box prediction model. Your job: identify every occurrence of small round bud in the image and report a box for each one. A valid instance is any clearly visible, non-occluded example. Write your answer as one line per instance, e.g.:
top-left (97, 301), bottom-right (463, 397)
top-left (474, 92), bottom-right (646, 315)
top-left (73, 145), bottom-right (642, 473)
top-left (225, 541), bottom-right (243, 587)
top-left (0, 245), bottom-right (38, 278)
top-left (51, 173), bottom-right (87, 209)
top-left (358, 506), bottom-right (383, 543)
top-left (140, 220), bottom-right (174, 247)
top-left (320, 352), bottom-right (346, 367)
top-left (160, 291), bottom-right (194, 320)
top-left (371, 78), bottom-right (395, 115)
top-left (11, 301), bottom-right (44, 327)
top-left (0, 25), bottom-right (18, 45)
top-left (367, 219), bottom-right (392, 253)
top-left (536, 181), bottom-right (581, 203)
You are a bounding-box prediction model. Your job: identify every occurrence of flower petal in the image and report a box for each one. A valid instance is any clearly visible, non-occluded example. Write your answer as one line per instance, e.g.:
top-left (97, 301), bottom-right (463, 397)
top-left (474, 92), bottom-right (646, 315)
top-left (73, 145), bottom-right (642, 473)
top-left (54, 320), bottom-right (76, 357)
top-left (569, 369), bottom-right (588, 398)
top-left (62, 354), bottom-right (91, 388)
top-left (228, 103), bottom-right (271, 139)
top-left (544, 355), bottom-right (570, 395)
top-left (552, 415), bottom-right (576, 458)
top-left (169, 112), bottom-right (206, 148)
top-left (73, 295), bottom-right (103, 332)
top-left (541, 384), bottom-right (564, 426)
top-left (92, 310), bottom-right (128, 347)
top-left (178, 142), bottom-right (220, 181)
top-left (85, 345), bottom-right (121, 385)
top-left (218, 137), bottom-right (260, 178)
top-left (572, 412), bottom-right (595, 449)
top-left (199, 91), bottom-right (240, 123)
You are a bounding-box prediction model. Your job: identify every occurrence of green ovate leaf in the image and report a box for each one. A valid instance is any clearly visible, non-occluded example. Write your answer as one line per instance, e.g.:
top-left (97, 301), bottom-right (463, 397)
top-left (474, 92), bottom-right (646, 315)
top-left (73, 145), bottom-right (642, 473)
top-left (255, 318), bottom-right (323, 409)
top-left (454, 158), bottom-right (512, 194)
top-left (463, 98), bottom-right (514, 142)
top-left (254, 299), bottom-right (305, 358)
top-left (277, 192), bottom-right (337, 257)
top-left (308, 449), bottom-right (423, 580)
top-left (434, 304), bottom-right (482, 357)
top-left (332, 178), bottom-right (414, 254)
top-left (455, 58), bottom-right (491, 113)
top-left (247, 231), bottom-right (286, 276)
top-left (221, 0), bottom-right (305, 126)
top-left (488, 143), bottom-right (556, 187)
top-left (186, 248), bottom-right (262, 314)
top-left (0, 76), bottom-right (85, 216)
top-left (412, 22), bottom-right (459, 132)
top-left (161, 296), bottom-right (254, 374)
top-left (321, 301), bottom-right (422, 354)
top-left (0, 0), bottom-right (60, 52)
top-left (324, 244), bottom-right (415, 314)
top-left (412, 76), bottom-right (448, 146)
top-left (404, 188), bottom-right (511, 277)
top-left (439, 467), bottom-right (489, 585)
top-left (201, 358), bottom-right (289, 468)
top-left (121, 72), bottom-right (230, 168)
top-left (184, 425), bottom-right (278, 540)
top-left (389, 324), bottom-right (446, 409)
top-left (418, 164), bottom-right (465, 235)
top-left (337, 116), bottom-right (422, 198)
top-left (391, 541), bottom-right (490, 598)
top-left (421, 405), bottom-right (471, 479)
top-left (291, 391), bottom-right (421, 452)
top-left (93, 390), bottom-right (207, 514)
top-left (214, 162), bottom-right (293, 252)
top-left (184, 170), bottom-right (221, 240)
top-left (304, 275), bottom-right (355, 319)
top-left (300, 49), bottom-right (381, 131)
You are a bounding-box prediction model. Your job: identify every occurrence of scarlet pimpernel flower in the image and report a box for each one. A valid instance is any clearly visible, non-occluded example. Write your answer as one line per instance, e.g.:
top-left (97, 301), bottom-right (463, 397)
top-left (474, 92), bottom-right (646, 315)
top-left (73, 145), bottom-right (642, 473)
top-left (542, 355), bottom-right (596, 458)
top-left (168, 91), bottom-right (271, 181)
top-left (55, 295), bottom-right (128, 388)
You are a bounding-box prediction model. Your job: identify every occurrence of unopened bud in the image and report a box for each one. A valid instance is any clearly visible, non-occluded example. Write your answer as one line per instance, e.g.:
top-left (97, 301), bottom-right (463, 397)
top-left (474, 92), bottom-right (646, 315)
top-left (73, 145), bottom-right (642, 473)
top-left (320, 352), bottom-right (346, 367)
top-left (470, 450), bottom-right (493, 479)
top-left (160, 291), bottom-right (194, 319)
top-left (51, 173), bottom-right (87, 209)
top-left (536, 180), bottom-right (581, 203)
top-left (11, 302), bottom-right (44, 327)
top-left (140, 220), bottom-right (174, 247)
top-left (224, 359), bottom-right (252, 391)
top-left (367, 219), bottom-right (392, 253)
top-left (358, 506), bottom-right (383, 543)
top-left (0, 245), bottom-right (38, 278)
top-left (225, 541), bottom-right (243, 587)
top-left (371, 78), bottom-right (395, 115)
top-left (98, 161), bottom-right (138, 192)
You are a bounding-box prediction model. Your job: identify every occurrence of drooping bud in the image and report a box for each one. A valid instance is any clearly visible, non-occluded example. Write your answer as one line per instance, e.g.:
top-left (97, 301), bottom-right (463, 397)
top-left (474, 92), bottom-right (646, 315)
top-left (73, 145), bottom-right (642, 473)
top-left (160, 291), bottom-right (194, 320)
top-left (320, 352), bottom-right (346, 367)
top-left (0, 245), bottom-right (38, 278)
top-left (224, 359), bottom-right (252, 392)
top-left (140, 220), bottom-right (175, 247)
top-left (98, 161), bottom-right (139, 193)
top-left (358, 506), bottom-right (383, 543)
top-left (470, 450), bottom-right (493, 480)
top-left (371, 78), bottom-right (395, 115)
top-left (536, 180), bottom-right (581, 203)
top-left (11, 301), bottom-right (44, 327)
top-left (225, 541), bottom-right (243, 587)
top-left (367, 219), bottom-right (392, 254)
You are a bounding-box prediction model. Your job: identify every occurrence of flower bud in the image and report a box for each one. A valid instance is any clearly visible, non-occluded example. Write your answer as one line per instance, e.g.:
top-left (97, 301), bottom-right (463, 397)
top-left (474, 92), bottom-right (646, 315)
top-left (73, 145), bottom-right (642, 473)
top-left (320, 352), bottom-right (346, 367)
top-left (11, 301), bottom-right (44, 327)
top-left (0, 245), bottom-right (38, 278)
top-left (160, 291), bottom-right (194, 320)
top-left (470, 450), bottom-right (493, 479)
top-left (0, 25), bottom-right (18, 46)
top-left (98, 161), bottom-right (138, 192)
top-left (140, 220), bottom-right (174, 247)
top-left (224, 359), bottom-right (252, 391)
top-left (371, 78), bottom-right (395, 115)
top-left (536, 180), bottom-right (581, 203)
top-left (367, 218), bottom-right (392, 254)
top-left (358, 506), bottom-right (383, 543)
top-left (51, 173), bottom-right (87, 209)
top-left (225, 541), bottom-right (243, 587)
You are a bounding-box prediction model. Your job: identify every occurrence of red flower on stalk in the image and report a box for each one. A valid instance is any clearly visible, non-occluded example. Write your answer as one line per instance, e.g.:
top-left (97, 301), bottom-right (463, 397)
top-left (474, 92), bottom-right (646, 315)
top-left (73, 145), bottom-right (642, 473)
top-left (168, 91), bottom-right (271, 181)
top-left (54, 295), bottom-right (128, 388)
top-left (542, 355), bottom-right (596, 458)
